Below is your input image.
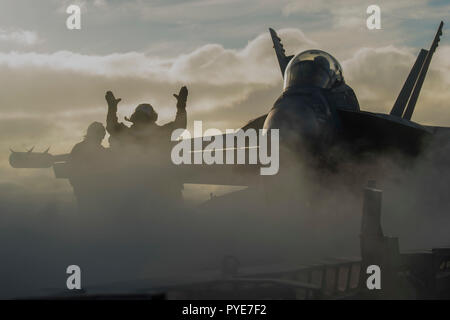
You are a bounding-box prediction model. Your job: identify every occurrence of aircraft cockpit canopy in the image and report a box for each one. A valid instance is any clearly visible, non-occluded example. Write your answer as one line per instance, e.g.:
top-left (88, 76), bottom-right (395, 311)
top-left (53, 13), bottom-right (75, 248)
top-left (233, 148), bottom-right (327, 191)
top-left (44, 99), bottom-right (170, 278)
top-left (283, 50), bottom-right (343, 91)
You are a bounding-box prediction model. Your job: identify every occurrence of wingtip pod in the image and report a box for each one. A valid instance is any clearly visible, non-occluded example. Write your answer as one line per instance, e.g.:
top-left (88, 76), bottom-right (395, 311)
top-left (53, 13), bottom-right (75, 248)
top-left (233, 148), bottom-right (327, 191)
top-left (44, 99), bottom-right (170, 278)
top-left (8, 148), bottom-right (17, 168)
top-left (9, 152), bottom-right (19, 168)
top-left (269, 27), bottom-right (294, 78)
top-left (9, 149), bottom-right (54, 168)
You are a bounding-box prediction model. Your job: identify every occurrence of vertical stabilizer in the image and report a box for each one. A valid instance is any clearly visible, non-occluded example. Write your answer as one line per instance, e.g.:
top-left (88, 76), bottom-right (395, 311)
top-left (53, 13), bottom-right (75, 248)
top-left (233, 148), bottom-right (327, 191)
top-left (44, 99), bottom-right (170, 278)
top-left (403, 21), bottom-right (443, 120)
top-left (389, 21), bottom-right (444, 120)
top-left (389, 49), bottom-right (428, 116)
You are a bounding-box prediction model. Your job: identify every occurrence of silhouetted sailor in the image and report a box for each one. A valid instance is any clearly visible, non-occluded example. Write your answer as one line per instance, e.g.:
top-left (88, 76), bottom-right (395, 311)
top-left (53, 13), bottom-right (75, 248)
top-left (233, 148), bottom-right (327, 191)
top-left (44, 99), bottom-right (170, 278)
top-left (70, 121), bottom-right (106, 165)
top-left (69, 122), bottom-right (107, 211)
top-left (105, 87), bottom-right (188, 149)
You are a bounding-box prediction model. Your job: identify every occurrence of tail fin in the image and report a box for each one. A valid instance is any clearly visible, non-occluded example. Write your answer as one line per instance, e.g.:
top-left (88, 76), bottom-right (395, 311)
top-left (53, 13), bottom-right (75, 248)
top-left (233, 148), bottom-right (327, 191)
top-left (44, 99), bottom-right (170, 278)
top-left (269, 28), bottom-right (294, 78)
top-left (390, 49), bottom-right (428, 117)
top-left (403, 21), bottom-right (443, 120)
top-left (389, 21), bottom-right (444, 120)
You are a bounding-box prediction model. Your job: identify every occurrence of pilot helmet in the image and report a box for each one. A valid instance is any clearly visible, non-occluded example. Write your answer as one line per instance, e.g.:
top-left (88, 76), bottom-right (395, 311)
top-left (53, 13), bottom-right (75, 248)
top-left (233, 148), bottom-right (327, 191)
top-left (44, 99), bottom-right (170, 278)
top-left (283, 49), bottom-right (343, 91)
top-left (126, 103), bottom-right (158, 123)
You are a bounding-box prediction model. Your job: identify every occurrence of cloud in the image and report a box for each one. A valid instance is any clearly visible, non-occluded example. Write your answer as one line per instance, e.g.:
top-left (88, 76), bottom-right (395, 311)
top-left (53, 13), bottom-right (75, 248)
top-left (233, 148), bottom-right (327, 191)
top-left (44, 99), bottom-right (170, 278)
top-left (343, 44), bottom-right (450, 125)
top-left (281, 0), bottom-right (450, 29)
top-left (93, 0), bottom-right (107, 7)
top-left (54, 0), bottom-right (88, 13)
top-left (171, 29), bottom-right (315, 86)
top-left (0, 28), bottom-right (312, 121)
top-left (0, 28), bottom-right (312, 84)
top-left (127, 0), bottom-right (280, 23)
top-left (0, 28), bottom-right (39, 46)
top-left (0, 27), bottom-right (313, 192)
top-left (282, 0), bottom-right (328, 16)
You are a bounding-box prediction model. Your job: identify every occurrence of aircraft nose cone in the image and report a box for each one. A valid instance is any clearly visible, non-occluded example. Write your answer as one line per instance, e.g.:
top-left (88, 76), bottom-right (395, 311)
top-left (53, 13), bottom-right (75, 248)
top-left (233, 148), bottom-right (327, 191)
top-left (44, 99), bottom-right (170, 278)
top-left (263, 99), bottom-right (321, 154)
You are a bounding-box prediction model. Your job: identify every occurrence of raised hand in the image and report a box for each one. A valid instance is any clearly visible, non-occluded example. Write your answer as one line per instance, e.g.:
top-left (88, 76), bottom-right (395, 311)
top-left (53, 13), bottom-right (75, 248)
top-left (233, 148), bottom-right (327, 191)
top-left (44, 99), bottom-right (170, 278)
top-left (173, 86), bottom-right (188, 109)
top-left (105, 91), bottom-right (122, 109)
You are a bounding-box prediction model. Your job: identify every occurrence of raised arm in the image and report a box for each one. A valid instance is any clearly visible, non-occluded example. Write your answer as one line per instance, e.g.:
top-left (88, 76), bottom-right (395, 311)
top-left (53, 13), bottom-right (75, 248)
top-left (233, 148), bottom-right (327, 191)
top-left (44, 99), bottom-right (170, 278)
top-left (161, 86), bottom-right (188, 133)
top-left (105, 91), bottom-right (126, 134)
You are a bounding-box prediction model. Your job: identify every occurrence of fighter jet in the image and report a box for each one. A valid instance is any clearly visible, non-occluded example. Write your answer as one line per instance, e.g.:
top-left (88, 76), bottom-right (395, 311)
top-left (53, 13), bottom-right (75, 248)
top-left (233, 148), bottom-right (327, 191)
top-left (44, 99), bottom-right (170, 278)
top-left (257, 22), bottom-right (446, 158)
top-left (180, 20), bottom-right (448, 183)
top-left (10, 21), bottom-right (448, 188)
top-left (180, 21), bottom-right (449, 184)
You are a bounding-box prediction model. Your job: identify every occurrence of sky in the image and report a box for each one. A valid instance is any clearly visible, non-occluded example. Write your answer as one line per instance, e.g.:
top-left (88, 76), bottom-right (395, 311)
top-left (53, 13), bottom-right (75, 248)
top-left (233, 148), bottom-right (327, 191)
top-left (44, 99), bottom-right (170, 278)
top-left (0, 0), bottom-right (449, 191)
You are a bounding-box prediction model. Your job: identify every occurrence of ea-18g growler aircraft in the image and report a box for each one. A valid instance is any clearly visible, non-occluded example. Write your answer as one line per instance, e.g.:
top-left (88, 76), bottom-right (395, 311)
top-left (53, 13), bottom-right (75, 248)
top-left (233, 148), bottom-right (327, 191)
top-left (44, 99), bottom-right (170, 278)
top-left (248, 21), bottom-right (447, 161)
top-left (9, 21), bottom-right (448, 190)
top-left (178, 20), bottom-right (449, 186)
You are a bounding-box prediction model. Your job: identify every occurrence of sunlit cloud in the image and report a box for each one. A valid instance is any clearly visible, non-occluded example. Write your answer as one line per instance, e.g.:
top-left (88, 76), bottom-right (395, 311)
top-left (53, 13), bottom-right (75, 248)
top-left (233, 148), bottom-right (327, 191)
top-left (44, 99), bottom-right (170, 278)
top-left (0, 28), bottom-right (39, 46)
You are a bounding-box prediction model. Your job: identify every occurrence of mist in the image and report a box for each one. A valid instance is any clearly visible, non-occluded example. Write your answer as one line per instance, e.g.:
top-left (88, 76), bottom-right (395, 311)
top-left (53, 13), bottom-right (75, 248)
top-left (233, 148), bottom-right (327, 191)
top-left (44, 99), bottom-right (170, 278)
top-left (1, 131), bottom-right (449, 299)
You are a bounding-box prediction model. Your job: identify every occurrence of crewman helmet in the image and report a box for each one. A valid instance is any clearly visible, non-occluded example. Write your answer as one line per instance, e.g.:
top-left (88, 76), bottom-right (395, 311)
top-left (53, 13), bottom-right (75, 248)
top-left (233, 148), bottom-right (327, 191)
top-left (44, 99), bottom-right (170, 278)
top-left (127, 104), bottom-right (158, 123)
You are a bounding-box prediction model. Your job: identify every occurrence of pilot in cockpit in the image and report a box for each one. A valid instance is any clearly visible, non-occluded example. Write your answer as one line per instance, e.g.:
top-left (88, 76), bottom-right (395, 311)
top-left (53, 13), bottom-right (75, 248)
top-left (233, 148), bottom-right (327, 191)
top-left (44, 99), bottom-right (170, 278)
top-left (283, 50), bottom-right (359, 111)
top-left (284, 50), bottom-right (343, 90)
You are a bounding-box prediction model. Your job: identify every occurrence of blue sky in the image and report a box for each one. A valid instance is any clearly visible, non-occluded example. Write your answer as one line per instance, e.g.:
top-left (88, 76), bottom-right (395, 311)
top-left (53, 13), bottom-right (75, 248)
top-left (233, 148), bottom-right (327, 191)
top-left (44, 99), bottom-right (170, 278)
top-left (0, 0), bottom-right (447, 54)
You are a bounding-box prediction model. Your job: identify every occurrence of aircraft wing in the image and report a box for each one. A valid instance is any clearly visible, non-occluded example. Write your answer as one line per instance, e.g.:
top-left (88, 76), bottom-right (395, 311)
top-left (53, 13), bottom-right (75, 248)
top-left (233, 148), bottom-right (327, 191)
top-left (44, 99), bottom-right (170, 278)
top-left (9, 150), bottom-right (69, 168)
top-left (337, 109), bottom-right (432, 155)
top-left (424, 125), bottom-right (450, 135)
top-left (177, 114), bottom-right (268, 186)
top-left (10, 110), bottom-right (274, 186)
top-left (424, 125), bottom-right (450, 148)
